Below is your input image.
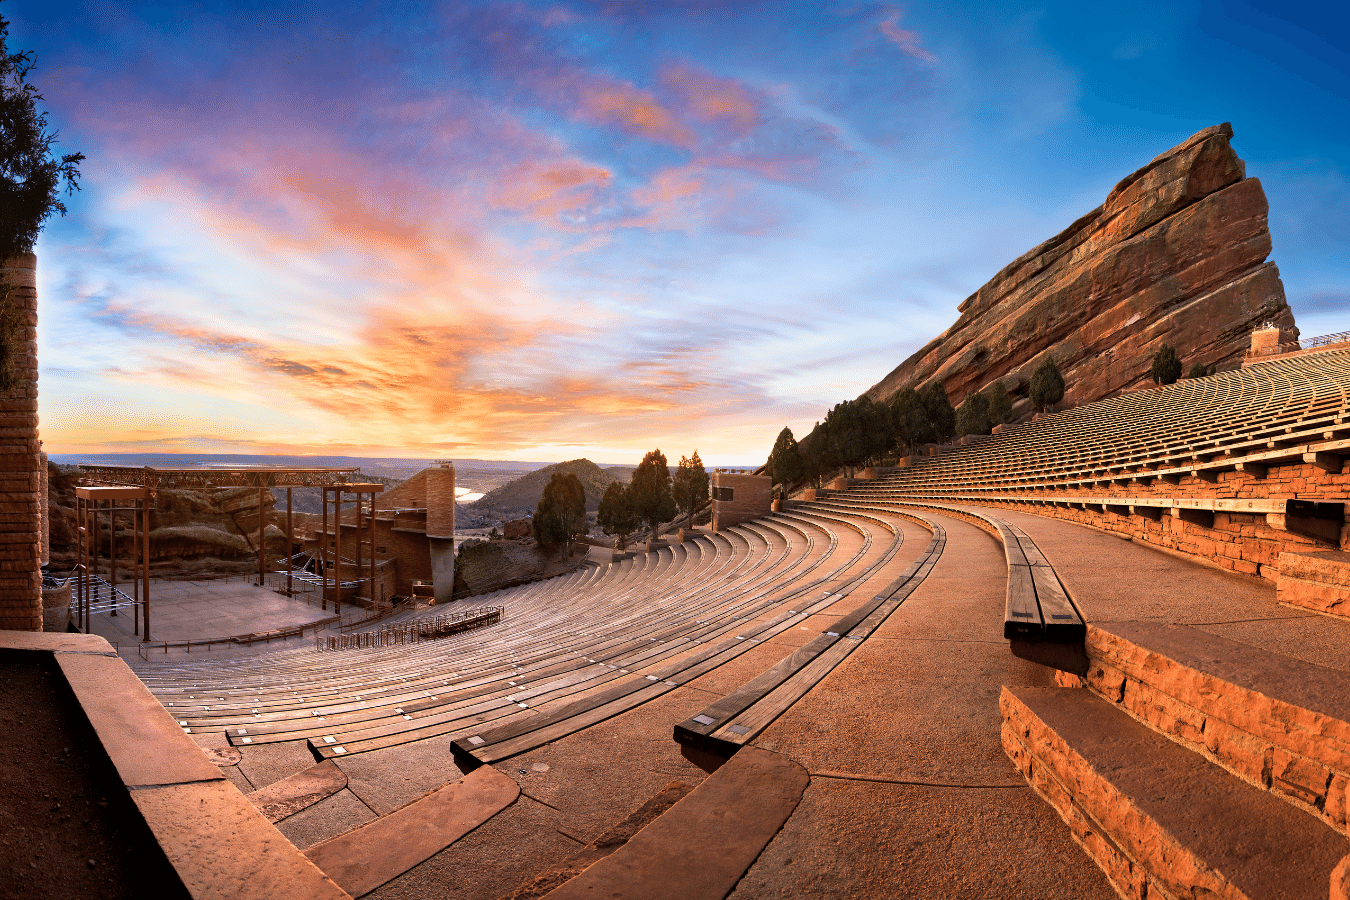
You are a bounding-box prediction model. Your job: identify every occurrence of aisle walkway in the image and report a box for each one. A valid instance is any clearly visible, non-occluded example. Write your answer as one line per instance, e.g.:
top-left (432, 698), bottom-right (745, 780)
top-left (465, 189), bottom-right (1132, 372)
top-left (727, 512), bottom-right (1117, 899)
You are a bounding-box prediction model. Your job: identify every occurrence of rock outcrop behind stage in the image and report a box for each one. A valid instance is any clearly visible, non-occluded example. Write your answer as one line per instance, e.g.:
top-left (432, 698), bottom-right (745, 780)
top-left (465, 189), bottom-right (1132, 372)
top-left (863, 123), bottom-right (1297, 415)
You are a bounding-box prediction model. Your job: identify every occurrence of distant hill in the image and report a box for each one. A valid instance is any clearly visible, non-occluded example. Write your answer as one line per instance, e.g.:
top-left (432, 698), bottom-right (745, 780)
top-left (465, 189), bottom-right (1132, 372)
top-left (468, 459), bottom-right (620, 515)
top-left (603, 465), bottom-right (635, 483)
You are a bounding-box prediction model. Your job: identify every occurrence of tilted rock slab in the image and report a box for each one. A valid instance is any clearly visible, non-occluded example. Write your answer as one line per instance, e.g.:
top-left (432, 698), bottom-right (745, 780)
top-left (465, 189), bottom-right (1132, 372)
top-left (863, 123), bottom-right (1297, 412)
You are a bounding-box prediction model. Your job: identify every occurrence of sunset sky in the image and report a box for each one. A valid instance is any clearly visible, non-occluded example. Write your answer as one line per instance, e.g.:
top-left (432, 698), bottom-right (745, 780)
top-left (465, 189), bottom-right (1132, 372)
top-left (20, 1), bottom-right (1350, 465)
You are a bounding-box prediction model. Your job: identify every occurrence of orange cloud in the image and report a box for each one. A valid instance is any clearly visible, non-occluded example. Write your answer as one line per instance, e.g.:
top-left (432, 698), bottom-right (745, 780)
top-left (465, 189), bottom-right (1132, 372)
top-left (489, 158), bottom-right (614, 225)
top-left (660, 64), bottom-right (760, 134)
top-left (572, 76), bottom-right (697, 147)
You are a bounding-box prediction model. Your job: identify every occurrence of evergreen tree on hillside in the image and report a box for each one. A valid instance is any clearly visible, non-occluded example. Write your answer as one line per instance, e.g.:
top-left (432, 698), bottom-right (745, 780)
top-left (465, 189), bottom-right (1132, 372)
top-left (955, 391), bottom-right (991, 437)
top-left (672, 450), bottom-right (709, 520)
top-left (766, 426), bottom-right (805, 488)
top-left (920, 382), bottom-right (956, 443)
top-left (1029, 356), bottom-right (1066, 412)
top-left (1186, 361), bottom-right (1213, 379)
top-left (1150, 343), bottom-right (1183, 385)
top-left (629, 449), bottom-right (677, 537)
top-left (801, 423), bottom-right (827, 488)
top-left (890, 387), bottom-right (930, 453)
top-left (532, 471), bottom-right (587, 557)
top-left (852, 396), bottom-right (893, 467)
top-left (597, 481), bottom-right (639, 544)
top-left (986, 379), bottom-right (1013, 426)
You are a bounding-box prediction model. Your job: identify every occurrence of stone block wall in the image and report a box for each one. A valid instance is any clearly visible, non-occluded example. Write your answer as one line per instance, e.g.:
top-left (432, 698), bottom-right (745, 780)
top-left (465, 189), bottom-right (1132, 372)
top-left (0, 254), bottom-right (41, 631)
top-left (711, 473), bottom-right (772, 532)
top-left (1054, 626), bottom-right (1350, 836)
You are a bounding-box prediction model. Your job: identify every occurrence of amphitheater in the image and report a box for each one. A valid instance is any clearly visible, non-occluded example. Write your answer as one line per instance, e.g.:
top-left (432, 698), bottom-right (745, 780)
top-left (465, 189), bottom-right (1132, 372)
top-left (5, 340), bottom-right (1348, 899)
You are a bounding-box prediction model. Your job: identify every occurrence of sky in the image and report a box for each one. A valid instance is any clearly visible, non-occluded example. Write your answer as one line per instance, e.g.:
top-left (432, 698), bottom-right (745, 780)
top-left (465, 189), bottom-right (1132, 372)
top-left (17, 0), bottom-right (1350, 465)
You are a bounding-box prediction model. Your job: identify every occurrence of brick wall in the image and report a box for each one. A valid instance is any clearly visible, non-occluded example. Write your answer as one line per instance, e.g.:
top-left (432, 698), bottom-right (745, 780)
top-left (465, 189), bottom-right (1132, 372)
top-left (711, 473), bottom-right (772, 532)
top-left (374, 520), bottom-right (432, 598)
top-left (0, 254), bottom-right (40, 631)
top-left (426, 465), bottom-right (455, 539)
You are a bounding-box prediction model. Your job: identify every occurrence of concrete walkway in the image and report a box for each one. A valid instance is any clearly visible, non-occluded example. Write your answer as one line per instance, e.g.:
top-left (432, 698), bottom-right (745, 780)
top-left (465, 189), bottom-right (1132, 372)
top-left (728, 513), bottom-right (1117, 899)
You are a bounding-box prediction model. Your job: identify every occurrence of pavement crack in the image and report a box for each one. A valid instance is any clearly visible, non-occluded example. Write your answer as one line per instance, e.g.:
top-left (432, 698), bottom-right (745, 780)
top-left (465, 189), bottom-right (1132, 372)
top-left (811, 769), bottom-right (1025, 789)
top-left (520, 788), bottom-right (561, 811)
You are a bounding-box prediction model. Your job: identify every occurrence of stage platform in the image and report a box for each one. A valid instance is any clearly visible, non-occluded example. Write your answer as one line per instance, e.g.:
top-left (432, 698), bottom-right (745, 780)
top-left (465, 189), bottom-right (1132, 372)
top-left (86, 578), bottom-right (336, 648)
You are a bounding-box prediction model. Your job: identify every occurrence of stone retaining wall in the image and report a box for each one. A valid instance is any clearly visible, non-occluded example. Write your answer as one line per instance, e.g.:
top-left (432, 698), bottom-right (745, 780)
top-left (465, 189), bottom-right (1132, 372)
top-left (946, 452), bottom-right (1350, 581)
top-left (1054, 625), bottom-right (1350, 836)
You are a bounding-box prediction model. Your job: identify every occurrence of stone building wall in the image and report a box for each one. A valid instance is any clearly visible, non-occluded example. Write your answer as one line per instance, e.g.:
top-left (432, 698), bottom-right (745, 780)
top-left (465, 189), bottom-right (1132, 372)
top-left (711, 473), bottom-right (772, 532)
top-left (0, 254), bottom-right (41, 631)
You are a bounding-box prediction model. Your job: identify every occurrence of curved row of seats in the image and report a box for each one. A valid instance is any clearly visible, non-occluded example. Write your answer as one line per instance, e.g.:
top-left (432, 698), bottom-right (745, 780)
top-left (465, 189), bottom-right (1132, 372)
top-left (132, 507), bottom-right (917, 763)
top-left (862, 349), bottom-right (1350, 498)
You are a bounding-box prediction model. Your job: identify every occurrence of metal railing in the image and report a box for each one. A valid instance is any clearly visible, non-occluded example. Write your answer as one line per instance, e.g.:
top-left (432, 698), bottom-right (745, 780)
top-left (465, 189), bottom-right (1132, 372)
top-left (318, 606), bottom-right (504, 651)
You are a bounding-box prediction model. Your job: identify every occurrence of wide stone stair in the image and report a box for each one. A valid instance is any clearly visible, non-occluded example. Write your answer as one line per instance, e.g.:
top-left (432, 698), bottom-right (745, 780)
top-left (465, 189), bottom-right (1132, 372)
top-left (1001, 620), bottom-right (1350, 899)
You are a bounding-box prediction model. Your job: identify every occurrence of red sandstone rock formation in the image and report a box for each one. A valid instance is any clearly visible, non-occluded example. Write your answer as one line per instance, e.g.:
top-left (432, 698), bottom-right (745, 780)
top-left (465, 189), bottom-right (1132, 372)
top-left (863, 124), bottom-right (1296, 416)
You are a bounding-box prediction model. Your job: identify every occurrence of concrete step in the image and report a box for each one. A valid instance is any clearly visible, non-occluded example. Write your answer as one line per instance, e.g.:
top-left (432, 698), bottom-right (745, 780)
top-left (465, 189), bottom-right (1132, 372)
top-left (497, 780), bottom-right (694, 900)
top-left (1061, 621), bottom-right (1350, 832)
top-left (246, 759), bottom-right (347, 824)
top-left (304, 765), bottom-right (519, 898)
top-left (538, 746), bottom-right (808, 900)
top-left (1002, 685), bottom-right (1350, 900)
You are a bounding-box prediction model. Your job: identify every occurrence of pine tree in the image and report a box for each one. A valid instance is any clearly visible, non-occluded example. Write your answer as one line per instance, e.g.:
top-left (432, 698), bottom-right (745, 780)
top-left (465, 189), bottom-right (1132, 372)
top-left (532, 472), bottom-right (587, 556)
top-left (597, 481), bottom-right (639, 544)
top-left (955, 391), bottom-right (991, 437)
top-left (0, 9), bottom-right (83, 257)
top-left (1029, 356), bottom-right (1066, 412)
top-left (766, 427), bottom-right (805, 487)
top-left (920, 382), bottom-right (956, 442)
top-left (986, 380), bottom-right (1013, 425)
top-left (672, 451), bottom-right (710, 520)
top-left (629, 449), bottom-right (677, 538)
top-left (1150, 343), bottom-right (1183, 385)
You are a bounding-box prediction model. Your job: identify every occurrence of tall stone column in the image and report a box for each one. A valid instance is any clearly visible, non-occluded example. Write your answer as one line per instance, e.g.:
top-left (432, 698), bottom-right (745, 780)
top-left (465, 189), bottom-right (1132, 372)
top-left (425, 463), bottom-right (456, 604)
top-left (0, 254), bottom-right (42, 631)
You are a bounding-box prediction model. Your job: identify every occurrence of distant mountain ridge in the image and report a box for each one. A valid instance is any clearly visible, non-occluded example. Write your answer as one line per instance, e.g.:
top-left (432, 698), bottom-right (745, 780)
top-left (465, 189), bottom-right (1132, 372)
top-left (468, 459), bottom-right (621, 515)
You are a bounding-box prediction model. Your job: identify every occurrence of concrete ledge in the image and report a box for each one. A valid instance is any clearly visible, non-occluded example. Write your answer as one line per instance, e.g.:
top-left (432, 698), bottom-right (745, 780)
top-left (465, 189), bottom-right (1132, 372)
top-left (0, 630), bottom-right (117, 655)
top-left (133, 780), bottom-right (350, 899)
top-left (0, 630), bottom-right (352, 900)
top-left (1002, 685), bottom-right (1348, 900)
top-left (541, 745), bottom-right (808, 900)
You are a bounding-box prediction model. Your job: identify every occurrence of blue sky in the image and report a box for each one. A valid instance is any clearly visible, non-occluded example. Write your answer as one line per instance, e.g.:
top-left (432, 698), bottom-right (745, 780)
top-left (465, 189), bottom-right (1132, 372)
top-left (16, 0), bottom-right (1350, 464)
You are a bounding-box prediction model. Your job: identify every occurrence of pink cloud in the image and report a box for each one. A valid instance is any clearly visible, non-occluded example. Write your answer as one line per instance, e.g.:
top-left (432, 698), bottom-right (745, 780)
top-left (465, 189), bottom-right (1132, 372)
top-left (879, 8), bottom-right (937, 62)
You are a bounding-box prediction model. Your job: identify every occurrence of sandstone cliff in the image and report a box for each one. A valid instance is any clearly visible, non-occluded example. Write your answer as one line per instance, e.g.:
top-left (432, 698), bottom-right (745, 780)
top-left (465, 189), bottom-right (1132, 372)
top-left (863, 123), bottom-right (1297, 416)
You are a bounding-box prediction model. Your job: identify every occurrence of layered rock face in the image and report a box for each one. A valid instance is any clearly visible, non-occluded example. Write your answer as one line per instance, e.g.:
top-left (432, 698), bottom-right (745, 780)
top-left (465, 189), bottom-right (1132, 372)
top-left (863, 124), bottom-right (1297, 414)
